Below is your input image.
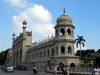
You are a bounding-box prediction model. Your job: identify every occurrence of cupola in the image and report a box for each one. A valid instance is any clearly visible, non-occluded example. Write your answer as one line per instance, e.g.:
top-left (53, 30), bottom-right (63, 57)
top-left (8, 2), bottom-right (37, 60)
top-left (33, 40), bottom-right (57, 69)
top-left (56, 9), bottom-right (72, 25)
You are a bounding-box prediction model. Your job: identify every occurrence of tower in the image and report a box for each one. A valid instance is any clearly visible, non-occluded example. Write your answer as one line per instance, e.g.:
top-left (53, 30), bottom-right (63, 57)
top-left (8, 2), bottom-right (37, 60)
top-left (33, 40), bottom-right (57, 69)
top-left (12, 20), bottom-right (32, 66)
top-left (22, 20), bottom-right (27, 40)
top-left (55, 9), bottom-right (75, 56)
top-left (53, 9), bottom-right (79, 67)
top-left (22, 20), bottom-right (27, 33)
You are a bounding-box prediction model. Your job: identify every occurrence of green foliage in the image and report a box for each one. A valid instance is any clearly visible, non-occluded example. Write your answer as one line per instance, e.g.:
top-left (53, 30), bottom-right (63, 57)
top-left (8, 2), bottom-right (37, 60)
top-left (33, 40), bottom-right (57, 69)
top-left (75, 36), bottom-right (85, 49)
top-left (0, 49), bottom-right (8, 65)
top-left (75, 36), bottom-right (85, 58)
top-left (97, 49), bottom-right (100, 53)
top-left (95, 56), bottom-right (100, 67)
top-left (95, 50), bottom-right (100, 67)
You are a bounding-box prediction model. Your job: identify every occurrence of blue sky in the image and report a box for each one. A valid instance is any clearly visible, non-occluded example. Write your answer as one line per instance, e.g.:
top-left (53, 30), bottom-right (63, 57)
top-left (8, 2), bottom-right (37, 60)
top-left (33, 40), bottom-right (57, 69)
top-left (0, 0), bottom-right (100, 51)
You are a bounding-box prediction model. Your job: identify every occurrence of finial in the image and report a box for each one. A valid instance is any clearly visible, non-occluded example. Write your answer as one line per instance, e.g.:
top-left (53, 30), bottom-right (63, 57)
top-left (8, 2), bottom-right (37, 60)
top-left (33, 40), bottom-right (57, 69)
top-left (12, 33), bottom-right (15, 37)
top-left (63, 8), bottom-right (66, 15)
top-left (22, 20), bottom-right (27, 25)
top-left (12, 33), bottom-right (15, 40)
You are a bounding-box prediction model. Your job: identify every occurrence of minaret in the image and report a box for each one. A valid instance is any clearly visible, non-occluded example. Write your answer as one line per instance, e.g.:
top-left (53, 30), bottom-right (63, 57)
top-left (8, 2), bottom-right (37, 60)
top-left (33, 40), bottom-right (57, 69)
top-left (12, 33), bottom-right (15, 48)
top-left (12, 33), bottom-right (15, 41)
top-left (22, 20), bottom-right (27, 33)
top-left (22, 20), bottom-right (27, 40)
top-left (55, 9), bottom-right (75, 56)
top-left (63, 8), bottom-right (66, 15)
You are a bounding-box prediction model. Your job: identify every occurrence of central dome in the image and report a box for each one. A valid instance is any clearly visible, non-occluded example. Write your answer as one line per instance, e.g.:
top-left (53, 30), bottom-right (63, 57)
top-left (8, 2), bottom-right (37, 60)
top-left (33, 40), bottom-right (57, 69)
top-left (56, 9), bottom-right (72, 25)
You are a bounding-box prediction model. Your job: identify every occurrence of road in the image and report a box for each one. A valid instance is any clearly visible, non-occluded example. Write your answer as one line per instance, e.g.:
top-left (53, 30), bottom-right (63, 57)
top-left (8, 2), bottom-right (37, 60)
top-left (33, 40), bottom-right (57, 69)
top-left (0, 69), bottom-right (62, 75)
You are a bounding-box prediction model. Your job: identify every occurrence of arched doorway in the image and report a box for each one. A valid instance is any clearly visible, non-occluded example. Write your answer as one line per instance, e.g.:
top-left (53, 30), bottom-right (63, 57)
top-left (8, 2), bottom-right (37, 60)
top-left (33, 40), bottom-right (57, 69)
top-left (58, 62), bottom-right (64, 70)
top-left (70, 63), bottom-right (75, 67)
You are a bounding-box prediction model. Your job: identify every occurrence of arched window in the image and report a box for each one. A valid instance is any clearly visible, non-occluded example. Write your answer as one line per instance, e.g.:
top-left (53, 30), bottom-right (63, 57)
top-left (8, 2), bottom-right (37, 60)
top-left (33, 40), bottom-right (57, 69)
top-left (52, 48), bottom-right (54, 56)
top-left (19, 49), bottom-right (22, 63)
top-left (47, 49), bottom-right (49, 57)
top-left (68, 46), bottom-right (72, 54)
top-left (60, 28), bottom-right (65, 35)
top-left (44, 50), bottom-right (45, 58)
top-left (28, 55), bottom-right (29, 61)
top-left (37, 52), bottom-right (39, 58)
top-left (40, 51), bottom-right (42, 58)
top-left (35, 53), bottom-right (36, 59)
top-left (56, 47), bottom-right (58, 55)
top-left (70, 63), bottom-right (75, 67)
top-left (32, 54), bottom-right (33, 59)
top-left (67, 29), bottom-right (71, 35)
top-left (14, 52), bottom-right (15, 62)
top-left (61, 46), bottom-right (65, 53)
top-left (56, 30), bottom-right (58, 36)
top-left (16, 51), bottom-right (18, 62)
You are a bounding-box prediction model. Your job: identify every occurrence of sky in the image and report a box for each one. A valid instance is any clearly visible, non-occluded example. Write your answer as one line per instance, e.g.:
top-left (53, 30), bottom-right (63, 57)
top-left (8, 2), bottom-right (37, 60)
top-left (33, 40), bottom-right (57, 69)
top-left (0, 0), bottom-right (100, 52)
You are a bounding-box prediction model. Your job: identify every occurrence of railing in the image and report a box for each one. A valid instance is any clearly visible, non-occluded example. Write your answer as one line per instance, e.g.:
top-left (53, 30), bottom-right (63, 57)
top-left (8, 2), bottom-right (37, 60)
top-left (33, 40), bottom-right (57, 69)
top-left (46, 67), bottom-right (100, 75)
top-left (69, 67), bottom-right (93, 72)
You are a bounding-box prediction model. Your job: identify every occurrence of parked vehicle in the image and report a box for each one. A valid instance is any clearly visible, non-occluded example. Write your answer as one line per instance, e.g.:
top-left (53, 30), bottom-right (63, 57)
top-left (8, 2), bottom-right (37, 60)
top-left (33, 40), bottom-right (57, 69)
top-left (2, 65), bottom-right (6, 71)
top-left (4, 65), bottom-right (14, 72)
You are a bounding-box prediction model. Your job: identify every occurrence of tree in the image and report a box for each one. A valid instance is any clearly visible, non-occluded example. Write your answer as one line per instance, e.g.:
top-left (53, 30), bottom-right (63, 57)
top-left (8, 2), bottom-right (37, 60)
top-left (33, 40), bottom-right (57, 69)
top-left (0, 49), bottom-right (9, 65)
top-left (75, 36), bottom-right (85, 58)
top-left (95, 49), bottom-right (100, 67)
top-left (95, 56), bottom-right (100, 67)
top-left (97, 49), bottom-right (100, 53)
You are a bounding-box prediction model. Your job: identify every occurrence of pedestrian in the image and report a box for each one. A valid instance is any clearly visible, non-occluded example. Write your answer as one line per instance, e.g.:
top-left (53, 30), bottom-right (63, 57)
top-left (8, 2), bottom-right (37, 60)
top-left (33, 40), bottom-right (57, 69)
top-left (54, 66), bottom-right (57, 74)
top-left (63, 66), bottom-right (67, 75)
top-left (33, 66), bottom-right (37, 75)
top-left (92, 68), bottom-right (95, 75)
top-left (66, 66), bottom-right (70, 75)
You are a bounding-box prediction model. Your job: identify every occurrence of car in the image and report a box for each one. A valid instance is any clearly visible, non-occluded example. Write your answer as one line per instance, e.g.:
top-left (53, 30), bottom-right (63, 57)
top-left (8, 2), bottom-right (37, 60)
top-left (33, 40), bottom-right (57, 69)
top-left (5, 65), bottom-right (14, 72)
top-left (2, 65), bottom-right (6, 71)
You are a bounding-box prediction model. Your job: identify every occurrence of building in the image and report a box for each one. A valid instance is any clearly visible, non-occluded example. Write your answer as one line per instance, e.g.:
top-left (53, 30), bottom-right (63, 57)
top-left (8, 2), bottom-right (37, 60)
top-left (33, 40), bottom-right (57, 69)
top-left (7, 48), bottom-right (13, 65)
top-left (12, 20), bottom-right (33, 66)
top-left (76, 49), bottom-right (95, 67)
top-left (83, 53), bottom-right (96, 67)
top-left (12, 9), bottom-right (79, 70)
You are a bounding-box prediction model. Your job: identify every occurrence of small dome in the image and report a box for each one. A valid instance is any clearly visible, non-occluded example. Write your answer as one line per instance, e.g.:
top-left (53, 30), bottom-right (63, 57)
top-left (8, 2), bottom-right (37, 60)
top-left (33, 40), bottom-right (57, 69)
top-left (8, 49), bottom-right (13, 54)
top-left (56, 9), bottom-right (72, 25)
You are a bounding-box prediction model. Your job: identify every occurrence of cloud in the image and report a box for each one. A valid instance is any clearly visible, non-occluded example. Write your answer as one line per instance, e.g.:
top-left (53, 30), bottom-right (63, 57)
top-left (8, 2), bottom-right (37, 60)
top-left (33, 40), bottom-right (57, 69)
top-left (13, 4), bottom-right (55, 42)
top-left (5, 0), bottom-right (29, 8)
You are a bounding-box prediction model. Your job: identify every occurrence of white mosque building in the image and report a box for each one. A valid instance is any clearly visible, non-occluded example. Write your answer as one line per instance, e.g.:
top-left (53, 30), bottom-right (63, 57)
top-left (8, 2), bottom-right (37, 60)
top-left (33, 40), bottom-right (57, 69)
top-left (11, 9), bottom-right (79, 70)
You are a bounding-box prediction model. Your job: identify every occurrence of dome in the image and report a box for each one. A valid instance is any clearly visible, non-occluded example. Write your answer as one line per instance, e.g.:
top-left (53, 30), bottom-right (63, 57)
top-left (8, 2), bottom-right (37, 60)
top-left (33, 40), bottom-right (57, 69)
top-left (8, 49), bottom-right (13, 54)
top-left (56, 9), bottom-right (72, 25)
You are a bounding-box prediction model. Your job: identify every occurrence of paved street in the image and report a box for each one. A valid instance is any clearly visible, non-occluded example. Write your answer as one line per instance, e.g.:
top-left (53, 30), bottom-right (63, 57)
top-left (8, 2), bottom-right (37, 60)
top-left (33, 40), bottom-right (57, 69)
top-left (0, 69), bottom-right (62, 75)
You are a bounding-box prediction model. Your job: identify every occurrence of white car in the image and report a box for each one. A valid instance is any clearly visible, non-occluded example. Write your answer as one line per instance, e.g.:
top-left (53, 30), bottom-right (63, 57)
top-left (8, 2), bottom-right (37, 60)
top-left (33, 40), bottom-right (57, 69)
top-left (5, 65), bottom-right (14, 72)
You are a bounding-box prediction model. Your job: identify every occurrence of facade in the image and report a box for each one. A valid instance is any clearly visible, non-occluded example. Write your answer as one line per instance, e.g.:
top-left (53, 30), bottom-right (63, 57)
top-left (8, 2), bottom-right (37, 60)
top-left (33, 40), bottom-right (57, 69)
top-left (12, 20), bottom-right (33, 66)
top-left (12, 9), bottom-right (79, 70)
top-left (83, 53), bottom-right (96, 67)
top-left (7, 48), bottom-right (13, 65)
top-left (76, 49), bottom-right (95, 67)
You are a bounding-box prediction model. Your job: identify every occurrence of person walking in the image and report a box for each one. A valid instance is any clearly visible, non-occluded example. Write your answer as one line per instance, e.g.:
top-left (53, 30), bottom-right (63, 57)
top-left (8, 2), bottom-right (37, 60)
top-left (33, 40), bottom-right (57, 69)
top-left (54, 66), bottom-right (57, 74)
top-left (66, 66), bottom-right (70, 75)
top-left (33, 66), bottom-right (37, 75)
top-left (63, 66), bottom-right (67, 75)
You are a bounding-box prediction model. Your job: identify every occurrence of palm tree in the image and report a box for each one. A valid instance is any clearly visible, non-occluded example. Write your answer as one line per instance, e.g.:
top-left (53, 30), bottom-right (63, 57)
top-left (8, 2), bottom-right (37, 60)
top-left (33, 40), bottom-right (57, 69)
top-left (75, 36), bottom-right (85, 58)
